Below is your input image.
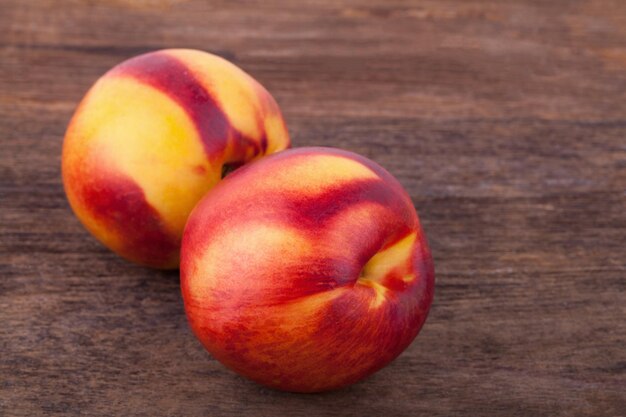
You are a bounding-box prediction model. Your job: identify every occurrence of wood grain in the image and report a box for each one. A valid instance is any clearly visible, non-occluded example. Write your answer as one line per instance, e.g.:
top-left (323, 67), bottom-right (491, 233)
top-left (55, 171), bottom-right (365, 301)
top-left (1, 0), bottom-right (625, 416)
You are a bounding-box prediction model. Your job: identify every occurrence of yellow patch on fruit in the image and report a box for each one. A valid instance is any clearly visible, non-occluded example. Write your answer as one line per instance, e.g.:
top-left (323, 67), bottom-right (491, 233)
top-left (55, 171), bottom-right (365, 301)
top-left (260, 153), bottom-right (380, 196)
top-left (354, 232), bottom-right (419, 308)
top-left (263, 114), bottom-right (290, 154)
top-left (362, 232), bottom-right (417, 283)
top-left (188, 222), bottom-right (314, 300)
top-left (270, 286), bottom-right (351, 331)
top-left (167, 49), bottom-right (290, 158)
top-left (70, 76), bottom-right (220, 236)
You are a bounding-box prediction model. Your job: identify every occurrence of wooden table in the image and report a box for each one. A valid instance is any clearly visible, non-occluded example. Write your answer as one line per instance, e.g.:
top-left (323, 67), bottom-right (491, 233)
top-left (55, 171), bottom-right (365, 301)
top-left (1, 1), bottom-right (625, 415)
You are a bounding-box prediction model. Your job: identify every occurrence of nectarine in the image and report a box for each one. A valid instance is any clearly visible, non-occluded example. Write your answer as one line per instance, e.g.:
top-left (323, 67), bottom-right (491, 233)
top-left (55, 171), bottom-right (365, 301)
top-left (180, 147), bottom-right (434, 392)
top-left (62, 49), bottom-right (290, 268)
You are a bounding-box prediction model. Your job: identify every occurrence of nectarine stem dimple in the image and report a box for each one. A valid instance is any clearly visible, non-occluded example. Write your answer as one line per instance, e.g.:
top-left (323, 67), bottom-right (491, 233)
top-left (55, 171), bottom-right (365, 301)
top-left (356, 277), bottom-right (388, 307)
top-left (357, 232), bottom-right (418, 291)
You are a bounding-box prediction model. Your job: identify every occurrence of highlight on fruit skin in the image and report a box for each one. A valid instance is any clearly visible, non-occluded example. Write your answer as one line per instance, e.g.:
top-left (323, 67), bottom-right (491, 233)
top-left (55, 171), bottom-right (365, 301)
top-left (180, 147), bottom-right (435, 392)
top-left (62, 49), bottom-right (290, 269)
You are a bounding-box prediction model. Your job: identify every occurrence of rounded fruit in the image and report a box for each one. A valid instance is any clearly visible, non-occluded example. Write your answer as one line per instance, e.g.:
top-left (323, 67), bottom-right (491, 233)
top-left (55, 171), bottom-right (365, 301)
top-left (62, 49), bottom-right (290, 268)
top-left (180, 147), bottom-right (435, 392)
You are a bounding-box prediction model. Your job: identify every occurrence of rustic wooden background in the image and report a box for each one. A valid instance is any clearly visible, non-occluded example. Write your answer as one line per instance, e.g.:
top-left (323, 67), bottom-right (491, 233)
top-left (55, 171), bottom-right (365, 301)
top-left (1, 0), bottom-right (625, 416)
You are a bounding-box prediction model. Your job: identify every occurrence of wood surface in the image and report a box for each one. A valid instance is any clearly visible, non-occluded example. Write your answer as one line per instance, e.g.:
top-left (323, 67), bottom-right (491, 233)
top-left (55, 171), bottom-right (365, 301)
top-left (1, 0), bottom-right (625, 416)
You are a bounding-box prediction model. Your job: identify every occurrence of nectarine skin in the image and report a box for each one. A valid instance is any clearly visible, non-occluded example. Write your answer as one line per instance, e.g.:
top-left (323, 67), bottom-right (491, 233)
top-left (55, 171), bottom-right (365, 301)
top-left (181, 147), bottom-right (434, 392)
top-left (62, 49), bottom-right (290, 268)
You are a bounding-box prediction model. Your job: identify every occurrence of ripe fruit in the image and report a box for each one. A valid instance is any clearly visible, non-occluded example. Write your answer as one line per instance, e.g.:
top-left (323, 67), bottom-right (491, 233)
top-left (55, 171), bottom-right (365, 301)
top-left (62, 49), bottom-right (290, 268)
top-left (180, 147), bottom-right (434, 392)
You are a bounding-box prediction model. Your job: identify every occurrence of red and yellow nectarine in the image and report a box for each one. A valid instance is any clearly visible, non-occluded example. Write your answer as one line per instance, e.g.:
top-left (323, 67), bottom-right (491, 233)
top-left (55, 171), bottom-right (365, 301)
top-left (180, 147), bottom-right (434, 392)
top-left (62, 49), bottom-right (289, 268)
